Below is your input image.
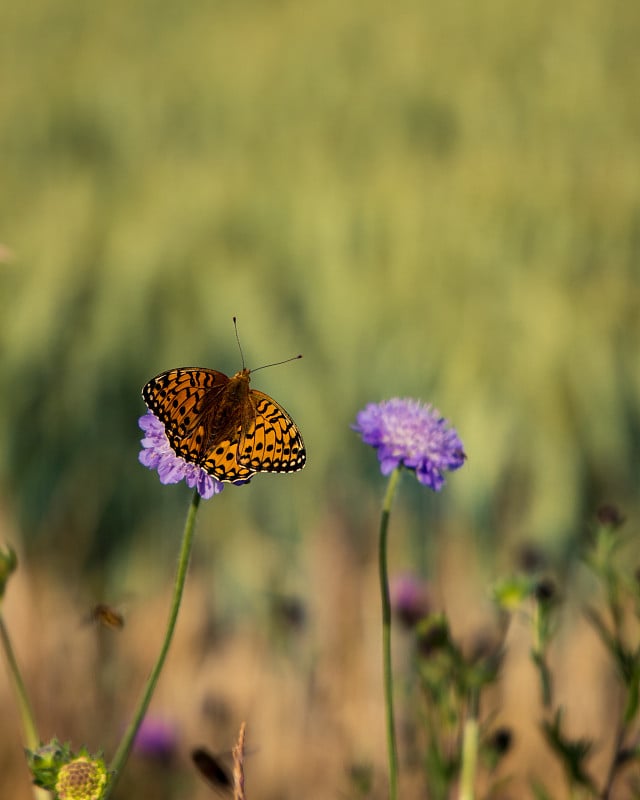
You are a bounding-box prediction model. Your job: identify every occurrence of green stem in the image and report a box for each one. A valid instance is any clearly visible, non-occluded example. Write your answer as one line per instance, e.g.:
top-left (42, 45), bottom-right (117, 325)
top-left (532, 601), bottom-right (552, 709)
top-left (104, 490), bottom-right (201, 798)
top-left (379, 467), bottom-right (401, 800)
top-left (459, 693), bottom-right (479, 800)
top-left (0, 612), bottom-right (48, 800)
top-left (0, 612), bottom-right (40, 751)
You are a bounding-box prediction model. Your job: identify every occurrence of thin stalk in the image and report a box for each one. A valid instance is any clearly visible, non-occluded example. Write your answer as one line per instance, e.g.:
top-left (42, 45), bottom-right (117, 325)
top-left (0, 613), bottom-right (40, 750)
top-left (459, 691), bottom-right (479, 800)
top-left (379, 467), bottom-right (402, 800)
top-left (104, 490), bottom-right (201, 798)
top-left (532, 600), bottom-right (552, 709)
top-left (0, 612), bottom-right (49, 800)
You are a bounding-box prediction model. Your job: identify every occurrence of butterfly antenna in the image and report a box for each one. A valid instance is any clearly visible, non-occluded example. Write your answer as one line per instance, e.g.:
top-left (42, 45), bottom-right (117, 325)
top-left (233, 316), bottom-right (246, 370)
top-left (251, 354), bottom-right (303, 374)
top-left (234, 317), bottom-right (302, 373)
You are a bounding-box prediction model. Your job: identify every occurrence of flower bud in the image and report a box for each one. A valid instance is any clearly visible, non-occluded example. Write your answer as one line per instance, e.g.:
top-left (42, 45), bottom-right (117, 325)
top-left (55, 755), bottom-right (108, 800)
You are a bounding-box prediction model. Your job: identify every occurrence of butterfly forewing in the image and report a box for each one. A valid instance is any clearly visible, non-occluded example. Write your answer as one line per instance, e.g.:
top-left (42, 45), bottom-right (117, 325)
top-left (143, 368), bottom-right (228, 462)
top-left (142, 366), bottom-right (305, 482)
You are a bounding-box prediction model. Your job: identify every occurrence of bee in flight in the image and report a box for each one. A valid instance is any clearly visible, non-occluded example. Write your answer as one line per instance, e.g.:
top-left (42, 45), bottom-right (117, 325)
top-left (86, 603), bottom-right (125, 631)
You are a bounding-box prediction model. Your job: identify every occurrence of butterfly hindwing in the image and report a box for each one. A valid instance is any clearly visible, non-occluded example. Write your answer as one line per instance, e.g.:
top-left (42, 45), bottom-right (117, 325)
top-left (200, 422), bottom-right (256, 482)
top-left (238, 390), bottom-right (306, 474)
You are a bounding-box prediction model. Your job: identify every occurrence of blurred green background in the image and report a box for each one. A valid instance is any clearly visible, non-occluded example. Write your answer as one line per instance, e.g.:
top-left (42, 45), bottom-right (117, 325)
top-left (2, 0), bottom-right (637, 563)
top-left (1, 0), bottom-right (639, 796)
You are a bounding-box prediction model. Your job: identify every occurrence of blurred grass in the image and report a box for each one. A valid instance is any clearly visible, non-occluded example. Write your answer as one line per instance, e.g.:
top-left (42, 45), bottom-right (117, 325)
top-left (2, 0), bottom-right (638, 564)
top-left (0, 0), bottom-right (639, 792)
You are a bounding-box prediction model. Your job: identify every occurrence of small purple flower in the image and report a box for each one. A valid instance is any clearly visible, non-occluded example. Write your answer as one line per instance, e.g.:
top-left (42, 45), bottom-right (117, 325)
top-left (391, 573), bottom-right (431, 628)
top-left (353, 398), bottom-right (466, 490)
top-left (138, 412), bottom-right (224, 499)
top-left (133, 717), bottom-right (178, 762)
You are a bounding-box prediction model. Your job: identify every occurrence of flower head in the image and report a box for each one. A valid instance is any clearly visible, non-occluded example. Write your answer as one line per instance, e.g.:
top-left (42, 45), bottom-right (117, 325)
top-left (138, 412), bottom-right (224, 499)
top-left (390, 573), bottom-right (431, 628)
top-left (353, 398), bottom-right (466, 490)
top-left (133, 716), bottom-right (179, 762)
top-left (55, 755), bottom-right (108, 800)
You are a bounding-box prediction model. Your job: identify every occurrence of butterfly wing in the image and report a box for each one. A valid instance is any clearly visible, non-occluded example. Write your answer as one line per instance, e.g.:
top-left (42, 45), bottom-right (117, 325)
top-left (142, 368), bottom-right (230, 464)
top-left (237, 389), bottom-right (306, 474)
top-left (142, 367), bottom-right (304, 483)
top-left (200, 426), bottom-right (256, 483)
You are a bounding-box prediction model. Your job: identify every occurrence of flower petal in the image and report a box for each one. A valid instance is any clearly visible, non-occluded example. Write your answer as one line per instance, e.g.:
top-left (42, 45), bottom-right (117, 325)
top-left (138, 412), bottom-right (225, 498)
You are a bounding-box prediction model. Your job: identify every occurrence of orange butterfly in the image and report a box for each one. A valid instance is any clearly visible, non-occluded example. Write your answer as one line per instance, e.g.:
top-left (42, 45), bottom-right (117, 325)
top-left (142, 366), bottom-right (306, 483)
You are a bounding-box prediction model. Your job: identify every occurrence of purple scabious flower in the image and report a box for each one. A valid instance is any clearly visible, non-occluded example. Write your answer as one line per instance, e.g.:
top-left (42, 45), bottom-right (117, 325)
top-left (391, 573), bottom-right (431, 628)
top-left (133, 717), bottom-right (178, 762)
top-left (138, 412), bottom-right (224, 499)
top-left (353, 398), bottom-right (466, 490)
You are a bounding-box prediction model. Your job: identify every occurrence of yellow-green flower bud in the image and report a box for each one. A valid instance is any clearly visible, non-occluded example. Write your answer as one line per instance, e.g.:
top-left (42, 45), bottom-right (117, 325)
top-left (27, 739), bottom-right (71, 791)
top-left (55, 755), bottom-right (108, 800)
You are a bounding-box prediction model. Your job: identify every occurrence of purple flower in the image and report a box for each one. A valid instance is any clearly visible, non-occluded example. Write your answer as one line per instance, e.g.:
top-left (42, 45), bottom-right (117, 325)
top-left (353, 398), bottom-right (466, 490)
top-left (138, 412), bottom-right (224, 499)
top-left (391, 573), bottom-right (431, 628)
top-left (133, 717), bottom-right (178, 762)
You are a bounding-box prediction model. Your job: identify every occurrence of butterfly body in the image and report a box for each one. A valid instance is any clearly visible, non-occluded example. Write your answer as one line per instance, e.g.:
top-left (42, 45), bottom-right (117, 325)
top-left (200, 369), bottom-right (254, 450)
top-left (142, 366), bottom-right (306, 482)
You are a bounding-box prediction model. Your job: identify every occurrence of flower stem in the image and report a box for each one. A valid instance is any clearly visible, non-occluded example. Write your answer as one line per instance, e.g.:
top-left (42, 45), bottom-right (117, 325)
top-left (0, 612), bottom-right (40, 752)
top-left (379, 467), bottom-right (401, 800)
top-left (532, 601), bottom-right (553, 709)
top-left (0, 612), bottom-right (49, 800)
top-left (104, 490), bottom-right (201, 798)
top-left (459, 692), bottom-right (479, 800)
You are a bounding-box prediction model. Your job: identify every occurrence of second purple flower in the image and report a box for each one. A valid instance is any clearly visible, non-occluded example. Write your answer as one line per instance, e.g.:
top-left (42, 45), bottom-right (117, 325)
top-left (353, 398), bottom-right (466, 491)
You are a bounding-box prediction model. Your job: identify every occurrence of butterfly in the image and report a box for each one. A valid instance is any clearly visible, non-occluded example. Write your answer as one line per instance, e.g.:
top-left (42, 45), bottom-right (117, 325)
top-left (142, 366), bottom-right (306, 482)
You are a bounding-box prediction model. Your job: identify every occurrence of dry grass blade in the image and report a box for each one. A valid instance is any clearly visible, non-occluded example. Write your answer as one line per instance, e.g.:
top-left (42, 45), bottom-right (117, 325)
top-left (232, 722), bottom-right (247, 800)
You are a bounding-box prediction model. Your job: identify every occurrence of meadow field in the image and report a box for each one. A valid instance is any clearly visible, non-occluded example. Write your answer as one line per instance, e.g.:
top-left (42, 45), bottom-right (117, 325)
top-left (1, 0), bottom-right (639, 797)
